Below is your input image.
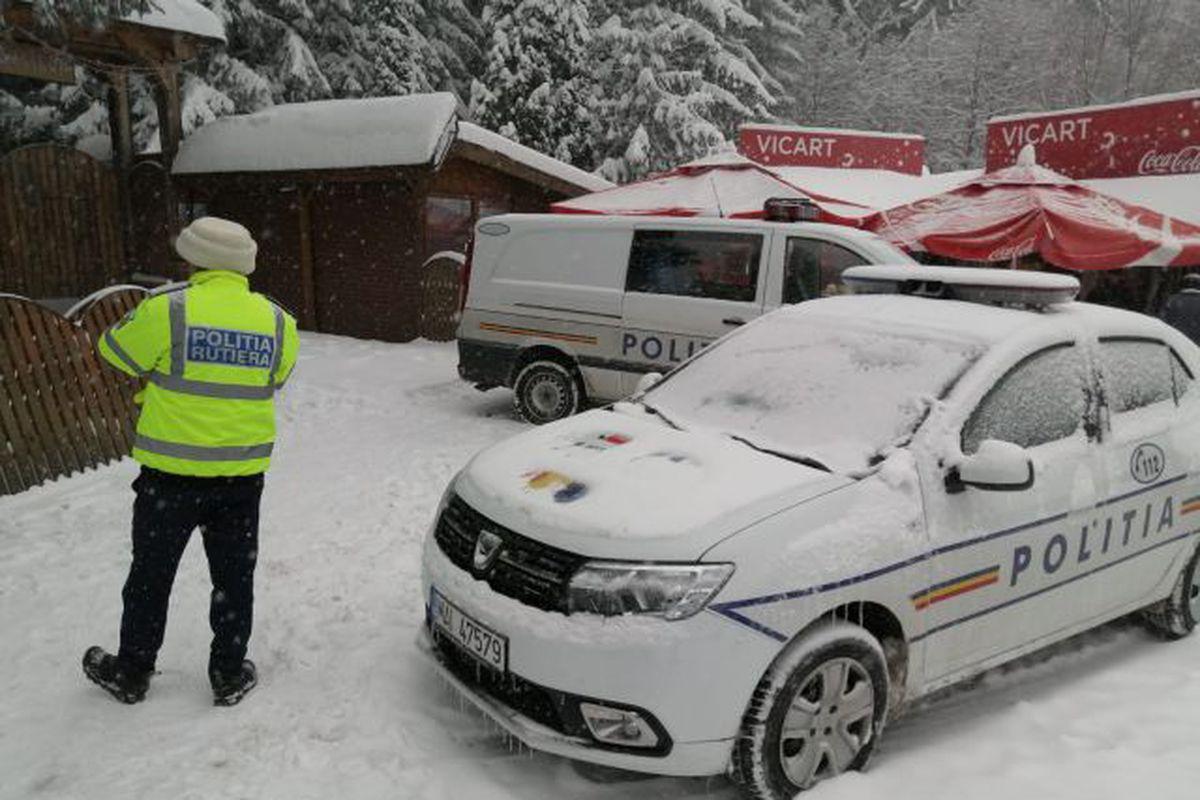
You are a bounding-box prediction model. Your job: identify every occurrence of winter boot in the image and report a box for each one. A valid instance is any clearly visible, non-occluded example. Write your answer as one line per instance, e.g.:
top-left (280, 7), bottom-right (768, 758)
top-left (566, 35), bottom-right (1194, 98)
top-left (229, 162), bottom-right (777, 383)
top-left (82, 646), bottom-right (150, 704)
top-left (210, 659), bottom-right (257, 707)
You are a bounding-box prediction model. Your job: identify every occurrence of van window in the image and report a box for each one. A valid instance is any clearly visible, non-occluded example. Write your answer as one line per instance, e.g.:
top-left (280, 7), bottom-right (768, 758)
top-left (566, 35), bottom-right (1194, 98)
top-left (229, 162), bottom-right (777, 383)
top-left (783, 238), bottom-right (868, 304)
top-left (495, 229), bottom-right (631, 290)
top-left (626, 230), bottom-right (763, 302)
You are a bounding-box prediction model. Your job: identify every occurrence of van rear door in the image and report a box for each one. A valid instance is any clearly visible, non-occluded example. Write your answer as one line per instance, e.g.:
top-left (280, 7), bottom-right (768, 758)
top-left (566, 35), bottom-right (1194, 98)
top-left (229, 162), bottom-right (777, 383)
top-left (618, 227), bottom-right (767, 386)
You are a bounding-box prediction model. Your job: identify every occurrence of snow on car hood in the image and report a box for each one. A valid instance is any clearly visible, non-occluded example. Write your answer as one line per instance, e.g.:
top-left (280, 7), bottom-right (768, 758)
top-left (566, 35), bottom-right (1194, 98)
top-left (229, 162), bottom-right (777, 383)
top-left (453, 407), bottom-right (853, 561)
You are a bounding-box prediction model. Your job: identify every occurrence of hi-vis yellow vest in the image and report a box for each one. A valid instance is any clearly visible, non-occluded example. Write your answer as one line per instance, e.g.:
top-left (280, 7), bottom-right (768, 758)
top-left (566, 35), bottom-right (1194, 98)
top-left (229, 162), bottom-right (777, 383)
top-left (98, 270), bottom-right (299, 477)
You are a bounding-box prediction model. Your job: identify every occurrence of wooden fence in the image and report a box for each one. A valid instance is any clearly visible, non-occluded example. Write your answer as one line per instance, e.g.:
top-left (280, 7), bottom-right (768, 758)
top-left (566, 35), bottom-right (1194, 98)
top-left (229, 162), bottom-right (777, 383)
top-left (0, 144), bottom-right (125, 298)
top-left (0, 286), bottom-right (146, 496)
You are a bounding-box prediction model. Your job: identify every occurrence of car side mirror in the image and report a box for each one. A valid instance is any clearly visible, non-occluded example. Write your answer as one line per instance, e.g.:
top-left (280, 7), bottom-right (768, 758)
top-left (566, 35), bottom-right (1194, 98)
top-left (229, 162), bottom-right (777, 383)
top-left (945, 439), bottom-right (1034, 494)
top-left (635, 372), bottom-right (664, 396)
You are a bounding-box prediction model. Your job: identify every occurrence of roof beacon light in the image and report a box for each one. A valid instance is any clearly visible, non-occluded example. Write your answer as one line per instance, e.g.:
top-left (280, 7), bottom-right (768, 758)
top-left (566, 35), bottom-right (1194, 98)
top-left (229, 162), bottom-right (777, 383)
top-left (764, 197), bottom-right (821, 223)
top-left (842, 265), bottom-right (1080, 308)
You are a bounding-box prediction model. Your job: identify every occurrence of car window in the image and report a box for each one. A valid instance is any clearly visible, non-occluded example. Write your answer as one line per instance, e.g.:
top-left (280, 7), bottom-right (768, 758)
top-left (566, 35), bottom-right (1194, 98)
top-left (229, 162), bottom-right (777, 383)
top-left (962, 344), bottom-right (1089, 454)
top-left (626, 230), bottom-right (763, 302)
top-left (1098, 338), bottom-right (1179, 413)
top-left (782, 238), bottom-right (868, 304)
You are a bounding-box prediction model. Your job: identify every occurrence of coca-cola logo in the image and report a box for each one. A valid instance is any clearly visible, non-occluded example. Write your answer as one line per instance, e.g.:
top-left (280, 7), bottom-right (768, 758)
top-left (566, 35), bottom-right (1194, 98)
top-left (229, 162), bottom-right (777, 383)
top-left (988, 237), bottom-right (1038, 261)
top-left (1138, 146), bottom-right (1200, 175)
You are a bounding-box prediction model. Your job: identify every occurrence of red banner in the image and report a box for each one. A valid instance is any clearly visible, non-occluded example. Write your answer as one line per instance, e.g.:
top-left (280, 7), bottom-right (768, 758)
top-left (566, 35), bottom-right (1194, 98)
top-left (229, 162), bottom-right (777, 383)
top-left (986, 91), bottom-right (1200, 179)
top-left (738, 124), bottom-right (926, 175)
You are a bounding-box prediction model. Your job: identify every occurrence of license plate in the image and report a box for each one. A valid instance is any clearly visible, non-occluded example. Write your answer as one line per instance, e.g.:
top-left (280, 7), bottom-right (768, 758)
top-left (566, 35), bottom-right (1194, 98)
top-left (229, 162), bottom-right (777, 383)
top-left (429, 588), bottom-right (508, 673)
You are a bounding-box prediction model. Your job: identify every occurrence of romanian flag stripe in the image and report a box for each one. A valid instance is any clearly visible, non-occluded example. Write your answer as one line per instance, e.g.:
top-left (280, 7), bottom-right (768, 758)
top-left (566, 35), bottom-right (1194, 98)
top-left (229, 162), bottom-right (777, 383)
top-left (911, 565), bottom-right (1001, 611)
top-left (1182, 495), bottom-right (1200, 514)
top-left (479, 322), bottom-right (598, 346)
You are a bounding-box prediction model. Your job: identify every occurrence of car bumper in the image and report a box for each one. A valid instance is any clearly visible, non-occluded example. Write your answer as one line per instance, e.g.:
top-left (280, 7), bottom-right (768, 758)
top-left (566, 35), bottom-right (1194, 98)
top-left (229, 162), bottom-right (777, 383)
top-left (419, 535), bottom-right (780, 777)
top-left (457, 338), bottom-right (519, 390)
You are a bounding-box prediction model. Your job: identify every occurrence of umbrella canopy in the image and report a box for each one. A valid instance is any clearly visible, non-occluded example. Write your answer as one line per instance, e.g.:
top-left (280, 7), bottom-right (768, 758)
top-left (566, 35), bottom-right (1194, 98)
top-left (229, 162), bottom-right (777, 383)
top-left (551, 153), bottom-right (868, 224)
top-left (866, 155), bottom-right (1200, 270)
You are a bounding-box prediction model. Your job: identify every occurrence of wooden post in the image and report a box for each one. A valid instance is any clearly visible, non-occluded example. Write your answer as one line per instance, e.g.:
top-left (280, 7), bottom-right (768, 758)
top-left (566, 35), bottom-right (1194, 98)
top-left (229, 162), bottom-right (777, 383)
top-left (150, 62), bottom-right (183, 254)
top-left (105, 68), bottom-right (134, 269)
top-left (297, 186), bottom-right (319, 330)
top-left (152, 63), bottom-right (184, 166)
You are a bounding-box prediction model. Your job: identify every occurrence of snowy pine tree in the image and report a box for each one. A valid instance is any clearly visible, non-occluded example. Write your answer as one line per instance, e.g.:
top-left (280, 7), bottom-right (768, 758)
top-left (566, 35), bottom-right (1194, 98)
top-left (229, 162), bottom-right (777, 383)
top-left (470, 0), bottom-right (597, 167)
top-left (421, 0), bottom-right (486, 98)
top-left (590, 0), bottom-right (775, 182)
top-left (357, 0), bottom-right (447, 96)
top-left (747, 0), bottom-right (859, 128)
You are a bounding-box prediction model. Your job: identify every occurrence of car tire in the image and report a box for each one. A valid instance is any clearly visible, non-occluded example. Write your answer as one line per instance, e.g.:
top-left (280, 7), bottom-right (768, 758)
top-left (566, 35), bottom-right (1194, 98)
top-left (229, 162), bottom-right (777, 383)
top-left (730, 622), bottom-right (889, 800)
top-left (1142, 544), bottom-right (1200, 640)
top-left (513, 360), bottom-right (584, 425)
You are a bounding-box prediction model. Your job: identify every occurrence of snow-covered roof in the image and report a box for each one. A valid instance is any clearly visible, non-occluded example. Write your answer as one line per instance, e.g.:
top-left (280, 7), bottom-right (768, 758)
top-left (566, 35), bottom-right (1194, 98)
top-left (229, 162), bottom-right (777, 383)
top-left (822, 166), bottom-right (1199, 226)
top-left (173, 94), bottom-right (460, 175)
top-left (770, 165), bottom-right (977, 216)
top-left (172, 95), bottom-right (608, 194)
top-left (456, 122), bottom-right (612, 193)
top-left (1082, 174), bottom-right (1200, 225)
top-left (740, 123), bottom-right (926, 141)
top-left (123, 0), bottom-right (225, 42)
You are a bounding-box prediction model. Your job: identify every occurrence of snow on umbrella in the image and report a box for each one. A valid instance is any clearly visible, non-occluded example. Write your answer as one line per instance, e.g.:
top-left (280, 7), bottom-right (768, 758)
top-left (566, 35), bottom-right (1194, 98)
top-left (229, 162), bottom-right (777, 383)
top-left (551, 152), bottom-right (868, 224)
top-left (866, 148), bottom-right (1200, 270)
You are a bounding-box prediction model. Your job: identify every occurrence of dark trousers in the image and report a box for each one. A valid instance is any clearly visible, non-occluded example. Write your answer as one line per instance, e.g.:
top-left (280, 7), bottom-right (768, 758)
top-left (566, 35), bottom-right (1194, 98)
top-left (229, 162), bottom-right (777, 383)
top-left (118, 467), bottom-right (264, 677)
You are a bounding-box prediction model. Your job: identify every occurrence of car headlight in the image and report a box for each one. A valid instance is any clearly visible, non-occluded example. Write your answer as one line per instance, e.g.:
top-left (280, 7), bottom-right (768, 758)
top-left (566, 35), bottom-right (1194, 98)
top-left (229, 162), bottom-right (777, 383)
top-left (567, 562), bottom-right (735, 620)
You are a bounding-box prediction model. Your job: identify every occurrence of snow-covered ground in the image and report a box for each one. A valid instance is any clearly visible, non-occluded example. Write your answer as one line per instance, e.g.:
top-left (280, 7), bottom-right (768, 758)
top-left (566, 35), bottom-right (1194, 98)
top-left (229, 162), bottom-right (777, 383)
top-left (2, 335), bottom-right (1199, 800)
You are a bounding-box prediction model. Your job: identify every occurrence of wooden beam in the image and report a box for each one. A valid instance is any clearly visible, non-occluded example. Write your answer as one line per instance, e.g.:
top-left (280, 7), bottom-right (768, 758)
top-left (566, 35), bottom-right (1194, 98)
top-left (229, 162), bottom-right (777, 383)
top-left (451, 140), bottom-right (584, 199)
top-left (4, 4), bottom-right (218, 66)
top-left (173, 165), bottom-right (428, 187)
top-left (0, 39), bottom-right (76, 83)
top-left (297, 187), bottom-right (318, 331)
top-left (105, 69), bottom-right (135, 268)
top-left (149, 63), bottom-right (183, 166)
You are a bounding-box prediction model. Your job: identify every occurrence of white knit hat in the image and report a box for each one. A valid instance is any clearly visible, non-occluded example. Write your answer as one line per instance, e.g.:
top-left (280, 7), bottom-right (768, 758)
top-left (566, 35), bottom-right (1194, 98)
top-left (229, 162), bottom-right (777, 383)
top-left (174, 217), bottom-right (258, 275)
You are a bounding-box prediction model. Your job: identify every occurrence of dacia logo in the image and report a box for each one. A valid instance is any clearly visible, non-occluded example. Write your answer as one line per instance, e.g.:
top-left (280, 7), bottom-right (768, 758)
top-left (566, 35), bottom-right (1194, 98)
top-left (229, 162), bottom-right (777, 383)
top-left (473, 530), bottom-right (503, 572)
top-left (1131, 443), bottom-right (1165, 485)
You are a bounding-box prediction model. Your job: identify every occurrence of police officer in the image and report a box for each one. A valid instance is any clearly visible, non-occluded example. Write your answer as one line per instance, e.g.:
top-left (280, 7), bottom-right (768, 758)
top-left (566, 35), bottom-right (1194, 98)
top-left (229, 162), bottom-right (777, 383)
top-left (1161, 273), bottom-right (1200, 345)
top-left (83, 217), bottom-right (299, 706)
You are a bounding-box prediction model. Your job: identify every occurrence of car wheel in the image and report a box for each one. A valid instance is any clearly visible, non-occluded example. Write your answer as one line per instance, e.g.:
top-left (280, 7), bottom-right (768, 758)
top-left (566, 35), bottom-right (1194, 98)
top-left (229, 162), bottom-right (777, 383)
top-left (1142, 544), bottom-right (1200, 640)
top-left (513, 360), bottom-right (584, 425)
top-left (731, 622), bottom-right (888, 799)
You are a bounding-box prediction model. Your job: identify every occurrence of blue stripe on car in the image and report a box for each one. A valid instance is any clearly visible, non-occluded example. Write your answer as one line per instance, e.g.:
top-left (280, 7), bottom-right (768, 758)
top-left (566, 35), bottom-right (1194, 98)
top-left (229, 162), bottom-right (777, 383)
top-left (710, 473), bottom-right (1191, 642)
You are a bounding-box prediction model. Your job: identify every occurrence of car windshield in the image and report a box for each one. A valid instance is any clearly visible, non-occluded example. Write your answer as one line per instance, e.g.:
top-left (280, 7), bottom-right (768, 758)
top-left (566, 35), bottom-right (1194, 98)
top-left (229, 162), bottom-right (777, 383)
top-left (642, 313), bottom-right (986, 473)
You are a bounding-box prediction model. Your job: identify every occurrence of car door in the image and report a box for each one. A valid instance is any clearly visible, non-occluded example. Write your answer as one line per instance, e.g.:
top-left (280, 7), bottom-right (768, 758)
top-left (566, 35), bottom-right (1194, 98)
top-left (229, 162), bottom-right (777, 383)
top-left (619, 227), bottom-right (767, 389)
top-left (1085, 336), bottom-right (1199, 617)
top-left (918, 341), bottom-right (1107, 683)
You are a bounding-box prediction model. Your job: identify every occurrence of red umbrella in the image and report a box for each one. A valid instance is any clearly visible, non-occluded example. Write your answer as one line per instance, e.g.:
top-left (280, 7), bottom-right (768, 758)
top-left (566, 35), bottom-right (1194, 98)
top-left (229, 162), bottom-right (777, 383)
top-left (551, 153), bottom-right (869, 225)
top-left (866, 157), bottom-right (1200, 270)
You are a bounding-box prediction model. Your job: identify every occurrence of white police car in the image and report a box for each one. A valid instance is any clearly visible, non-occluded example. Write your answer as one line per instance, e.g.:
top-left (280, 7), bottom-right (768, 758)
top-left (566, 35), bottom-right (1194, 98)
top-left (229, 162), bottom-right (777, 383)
top-left (420, 265), bottom-right (1200, 798)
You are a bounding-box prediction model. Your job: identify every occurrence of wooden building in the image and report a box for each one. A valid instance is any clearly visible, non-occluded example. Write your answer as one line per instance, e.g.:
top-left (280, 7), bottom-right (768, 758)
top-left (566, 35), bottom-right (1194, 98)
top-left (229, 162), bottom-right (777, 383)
top-left (171, 94), bottom-right (612, 342)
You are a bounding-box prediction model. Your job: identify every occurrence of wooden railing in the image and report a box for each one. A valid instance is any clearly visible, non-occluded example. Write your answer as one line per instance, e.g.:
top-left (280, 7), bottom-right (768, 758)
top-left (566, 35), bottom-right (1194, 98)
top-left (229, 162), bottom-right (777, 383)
top-left (0, 287), bottom-right (146, 496)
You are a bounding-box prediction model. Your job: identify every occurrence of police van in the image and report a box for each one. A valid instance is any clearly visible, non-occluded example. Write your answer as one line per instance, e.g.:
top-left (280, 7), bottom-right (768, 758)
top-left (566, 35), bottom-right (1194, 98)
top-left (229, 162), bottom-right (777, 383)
top-left (455, 203), bottom-right (914, 423)
top-left (423, 266), bottom-right (1200, 797)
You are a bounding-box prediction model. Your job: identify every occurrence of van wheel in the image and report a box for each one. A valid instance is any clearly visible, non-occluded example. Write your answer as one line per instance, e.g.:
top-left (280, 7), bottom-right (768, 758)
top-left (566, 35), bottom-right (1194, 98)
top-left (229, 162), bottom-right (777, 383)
top-left (1142, 544), bottom-right (1200, 640)
top-left (730, 623), bottom-right (888, 799)
top-left (513, 360), bottom-right (583, 425)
